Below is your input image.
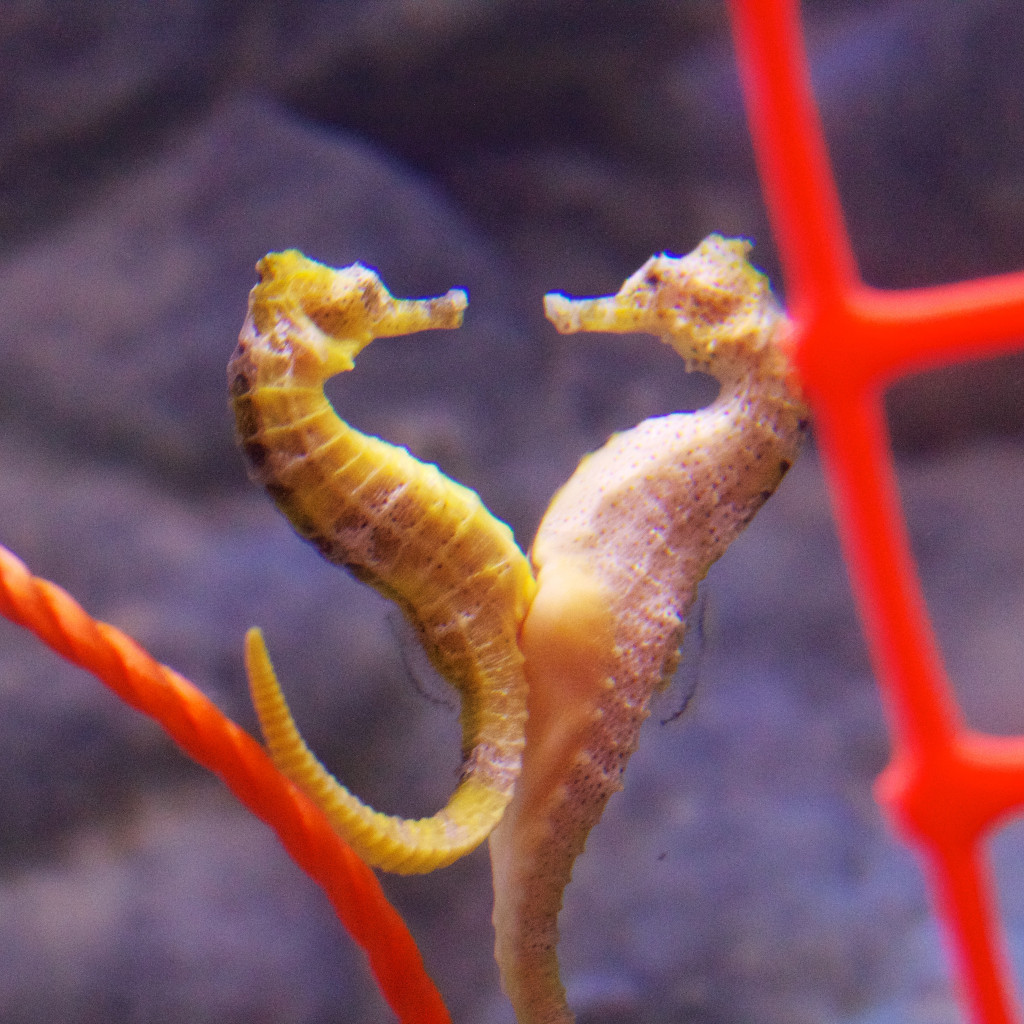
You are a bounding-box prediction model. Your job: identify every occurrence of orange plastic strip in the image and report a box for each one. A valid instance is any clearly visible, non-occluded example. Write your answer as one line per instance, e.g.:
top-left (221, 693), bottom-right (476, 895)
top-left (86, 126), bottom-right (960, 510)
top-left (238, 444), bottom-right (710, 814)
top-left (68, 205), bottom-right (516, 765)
top-left (728, 3), bottom-right (1024, 1023)
top-left (0, 543), bottom-right (451, 1024)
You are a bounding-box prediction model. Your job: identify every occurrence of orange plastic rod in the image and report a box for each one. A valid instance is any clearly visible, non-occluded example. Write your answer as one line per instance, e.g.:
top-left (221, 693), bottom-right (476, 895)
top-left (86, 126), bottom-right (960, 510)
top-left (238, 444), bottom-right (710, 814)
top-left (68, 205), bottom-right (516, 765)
top-left (728, 3), bottom-right (1024, 1024)
top-left (0, 542), bottom-right (451, 1024)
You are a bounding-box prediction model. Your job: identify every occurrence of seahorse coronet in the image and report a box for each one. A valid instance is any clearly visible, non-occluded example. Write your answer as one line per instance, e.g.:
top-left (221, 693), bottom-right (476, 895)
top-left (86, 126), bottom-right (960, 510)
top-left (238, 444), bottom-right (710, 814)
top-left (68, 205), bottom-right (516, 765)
top-left (229, 250), bottom-right (533, 875)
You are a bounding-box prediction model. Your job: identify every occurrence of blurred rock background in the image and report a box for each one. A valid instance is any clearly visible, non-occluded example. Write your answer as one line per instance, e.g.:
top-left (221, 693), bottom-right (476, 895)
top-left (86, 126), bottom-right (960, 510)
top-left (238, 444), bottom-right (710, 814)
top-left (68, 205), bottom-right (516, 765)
top-left (0, 1), bottom-right (1022, 1022)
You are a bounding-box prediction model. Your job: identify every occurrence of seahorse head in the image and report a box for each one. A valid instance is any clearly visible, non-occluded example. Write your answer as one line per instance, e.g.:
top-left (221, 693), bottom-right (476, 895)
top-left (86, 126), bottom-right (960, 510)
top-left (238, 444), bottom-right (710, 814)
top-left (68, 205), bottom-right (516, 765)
top-left (246, 250), bottom-right (467, 379)
top-left (544, 235), bottom-right (789, 381)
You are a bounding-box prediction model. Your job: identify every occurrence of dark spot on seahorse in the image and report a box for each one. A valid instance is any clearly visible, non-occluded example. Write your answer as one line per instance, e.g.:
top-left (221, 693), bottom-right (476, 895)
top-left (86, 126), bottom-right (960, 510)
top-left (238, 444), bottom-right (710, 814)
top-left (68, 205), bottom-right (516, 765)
top-left (344, 561), bottom-right (376, 586)
top-left (289, 511), bottom-right (321, 541)
top-left (387, 491), bottom-right (425, 530)
top-left (778, 459), bottom-right (792, 475)
top-left (264, 479), bottom-right (293, 507)
top-left (759, 489), bottom-right (775, 502)
top-left (370, 525), bottom-right (403, 563)
top-left (737, 508), bottom-right (758, 529)
top-left (797, 418), bottom-right (810, 432)
top-left (439, 620), bottom-right (474, 658)
top-left (233, 396), bottom-right (260, 439)
top-left (268, 487), bottom-right (320, 540)
top-left (229, 370), bottom-right (251, 398)
top-left (306, 299), bottom-right (357, 338)
top-left (689, 286), bottom-right (739, 325)
top-left (304, 531), bottom-right (337, 558)
top-left (358, 278), bottom-right (387, 319)
top-left (243, 438), bottom-right (269, 470)
top-left (334, 506), bottom-right (370, 535)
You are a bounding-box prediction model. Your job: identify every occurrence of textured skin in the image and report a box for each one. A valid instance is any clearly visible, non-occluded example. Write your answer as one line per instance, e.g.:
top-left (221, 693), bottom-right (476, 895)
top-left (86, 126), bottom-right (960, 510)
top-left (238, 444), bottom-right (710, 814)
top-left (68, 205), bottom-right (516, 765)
top-left (489, 236), bottom-right (810, 1023)
top-left (228, 250), bottom-right (536, 873)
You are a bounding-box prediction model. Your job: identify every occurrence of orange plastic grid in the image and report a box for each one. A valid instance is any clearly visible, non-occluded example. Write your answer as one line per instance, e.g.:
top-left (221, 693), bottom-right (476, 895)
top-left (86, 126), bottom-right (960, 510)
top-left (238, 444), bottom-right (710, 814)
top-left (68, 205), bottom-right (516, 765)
top-left (729, 3), bottom-right (1024, 1022)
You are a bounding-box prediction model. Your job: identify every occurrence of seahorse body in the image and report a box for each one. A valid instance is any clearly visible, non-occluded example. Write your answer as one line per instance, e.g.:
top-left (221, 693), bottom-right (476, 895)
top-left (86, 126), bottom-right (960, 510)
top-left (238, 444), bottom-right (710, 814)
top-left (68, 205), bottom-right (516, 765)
top-left (229, 250), bottom-right (536, 874)
top-left (489, 236), bottom-right (810, 1022)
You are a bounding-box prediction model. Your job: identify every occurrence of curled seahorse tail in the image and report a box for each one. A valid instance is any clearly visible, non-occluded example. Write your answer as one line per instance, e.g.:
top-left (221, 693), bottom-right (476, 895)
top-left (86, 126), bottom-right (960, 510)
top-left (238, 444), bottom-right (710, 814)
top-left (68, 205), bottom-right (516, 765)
top-left (244, 628), bottom-right (512, 874)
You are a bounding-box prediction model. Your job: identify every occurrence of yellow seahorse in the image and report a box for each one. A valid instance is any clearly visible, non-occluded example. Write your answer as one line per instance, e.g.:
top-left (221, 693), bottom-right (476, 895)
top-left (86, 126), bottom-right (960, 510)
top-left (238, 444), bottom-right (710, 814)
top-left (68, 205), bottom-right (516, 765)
top-left (489, 235), bottom-right (810, 1023)
top-left (228, 250), bottom-right (536, 874)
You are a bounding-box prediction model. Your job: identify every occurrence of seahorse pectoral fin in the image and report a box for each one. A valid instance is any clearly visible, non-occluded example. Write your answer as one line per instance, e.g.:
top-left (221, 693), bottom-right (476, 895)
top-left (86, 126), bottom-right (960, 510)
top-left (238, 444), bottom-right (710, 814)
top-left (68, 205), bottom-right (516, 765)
top-left (244, 626), bottom-right (512, 874)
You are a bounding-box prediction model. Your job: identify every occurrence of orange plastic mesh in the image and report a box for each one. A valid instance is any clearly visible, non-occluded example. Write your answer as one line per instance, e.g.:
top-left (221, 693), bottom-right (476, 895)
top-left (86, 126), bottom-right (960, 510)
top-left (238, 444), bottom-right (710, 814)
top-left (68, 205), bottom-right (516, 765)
top-left (0, 543), bottom-right (451, 1024)
top-left (729, 3), bottom-right (1024, 1022)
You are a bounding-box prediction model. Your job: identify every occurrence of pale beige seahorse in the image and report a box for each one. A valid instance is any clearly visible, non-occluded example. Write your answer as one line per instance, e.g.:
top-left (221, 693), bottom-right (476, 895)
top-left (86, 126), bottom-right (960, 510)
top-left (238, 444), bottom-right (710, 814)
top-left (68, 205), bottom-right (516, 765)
top-left (489, 235), bottom-right (810, 1024)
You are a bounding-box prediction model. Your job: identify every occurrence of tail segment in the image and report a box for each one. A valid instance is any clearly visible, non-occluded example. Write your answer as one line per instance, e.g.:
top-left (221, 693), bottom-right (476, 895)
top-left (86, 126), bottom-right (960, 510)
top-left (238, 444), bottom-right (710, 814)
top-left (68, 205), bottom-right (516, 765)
top-left (245, 629), bottom-right (510, 873)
